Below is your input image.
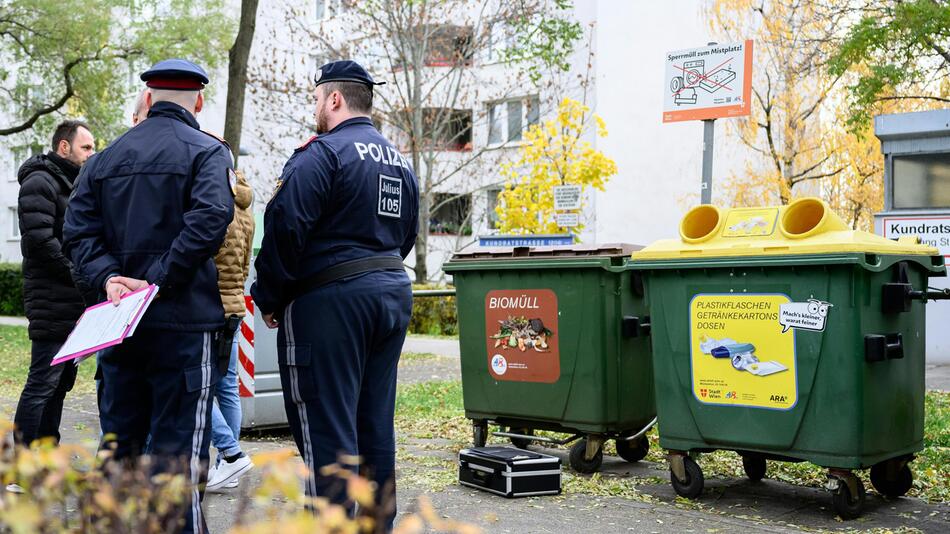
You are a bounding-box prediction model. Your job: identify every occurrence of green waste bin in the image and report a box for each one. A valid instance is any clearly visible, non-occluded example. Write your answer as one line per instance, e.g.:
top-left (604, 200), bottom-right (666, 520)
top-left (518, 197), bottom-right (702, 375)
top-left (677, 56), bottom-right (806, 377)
top-left (630, 198), bottom-right (948, 519)
top-left (443, 244), bottom-right (656, 473)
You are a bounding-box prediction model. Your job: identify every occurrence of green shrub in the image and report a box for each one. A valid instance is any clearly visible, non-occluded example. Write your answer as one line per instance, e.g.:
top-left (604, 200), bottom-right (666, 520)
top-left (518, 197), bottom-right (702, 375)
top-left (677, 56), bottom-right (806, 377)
top-left (0, 263), bottom-right (24, 316)
top-left (410, 284), bottom-right (458, 336)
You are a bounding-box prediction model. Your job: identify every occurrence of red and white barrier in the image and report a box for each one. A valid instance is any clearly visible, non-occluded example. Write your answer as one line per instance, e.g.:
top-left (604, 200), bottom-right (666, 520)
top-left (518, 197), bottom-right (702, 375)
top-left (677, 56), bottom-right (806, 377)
top-left (238, 295), bottom-right (255, 397)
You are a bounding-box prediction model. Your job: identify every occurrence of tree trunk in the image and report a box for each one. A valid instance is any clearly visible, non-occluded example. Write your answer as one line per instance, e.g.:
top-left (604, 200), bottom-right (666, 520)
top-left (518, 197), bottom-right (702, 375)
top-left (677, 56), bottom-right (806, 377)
top-left (223, 0), bottom-right (260, 166)
top-left (414, 192), bottom-right (431, 283)
top-left (410, 23), bottom-right (429, 284)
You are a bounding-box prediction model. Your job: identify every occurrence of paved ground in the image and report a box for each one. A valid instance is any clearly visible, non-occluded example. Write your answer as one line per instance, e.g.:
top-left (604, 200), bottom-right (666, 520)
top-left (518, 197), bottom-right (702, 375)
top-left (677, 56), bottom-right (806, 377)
top-left (402, 334), bottom-right (461, 358)
top-left (927, 363), bottom-right (950, 391)
top-left (4, 386), bottom-right (947, 533)
top-left (1, 330), bottom-right (949, 532)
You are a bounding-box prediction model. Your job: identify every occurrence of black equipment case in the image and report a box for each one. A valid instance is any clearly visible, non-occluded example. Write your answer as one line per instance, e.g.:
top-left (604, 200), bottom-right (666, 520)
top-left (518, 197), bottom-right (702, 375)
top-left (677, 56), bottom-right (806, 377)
top-left (458, 446), bottom-right (561, 498)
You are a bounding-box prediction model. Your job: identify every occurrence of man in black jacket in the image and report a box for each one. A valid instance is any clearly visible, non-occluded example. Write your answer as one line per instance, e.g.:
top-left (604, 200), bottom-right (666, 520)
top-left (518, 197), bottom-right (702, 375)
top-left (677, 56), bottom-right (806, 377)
top-left (12, 120), bottom-right (95, 453)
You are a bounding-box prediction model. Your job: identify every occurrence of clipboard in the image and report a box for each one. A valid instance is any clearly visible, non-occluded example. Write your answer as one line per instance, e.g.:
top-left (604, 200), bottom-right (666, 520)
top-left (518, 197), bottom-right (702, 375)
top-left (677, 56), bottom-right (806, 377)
top-left (51, 285), bottom-right (159, 366)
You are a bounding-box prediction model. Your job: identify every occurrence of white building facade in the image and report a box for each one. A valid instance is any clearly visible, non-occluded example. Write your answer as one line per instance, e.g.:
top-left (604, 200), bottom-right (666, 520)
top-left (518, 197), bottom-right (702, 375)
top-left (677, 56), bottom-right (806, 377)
top-left (0, 0), bottom-right (740, 273)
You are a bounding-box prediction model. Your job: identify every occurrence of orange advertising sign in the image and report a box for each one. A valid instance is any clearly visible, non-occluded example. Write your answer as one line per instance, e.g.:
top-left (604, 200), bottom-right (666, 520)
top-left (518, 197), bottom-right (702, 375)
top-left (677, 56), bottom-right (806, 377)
top-left (663, 40), bottom-right (753, 123)
top-left (485, 289), bottom-right (560, 383)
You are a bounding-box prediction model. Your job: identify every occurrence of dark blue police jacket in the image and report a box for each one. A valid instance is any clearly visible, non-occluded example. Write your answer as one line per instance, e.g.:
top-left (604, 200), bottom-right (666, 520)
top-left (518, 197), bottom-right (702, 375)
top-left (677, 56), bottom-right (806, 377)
top-left (63, 101), bottom-right (235, 331)
top-left (251, 116), bottom-right (419, 315)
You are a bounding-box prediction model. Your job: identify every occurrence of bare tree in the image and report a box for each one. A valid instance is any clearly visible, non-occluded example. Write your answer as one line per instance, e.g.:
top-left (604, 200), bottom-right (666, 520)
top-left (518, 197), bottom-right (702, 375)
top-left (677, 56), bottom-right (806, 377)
top-left (223, 0), bottom-right (260, 166)
top-left (709, 0), bottom-right (850, 205)
top-left (247, 0), bottom-right (580, 282)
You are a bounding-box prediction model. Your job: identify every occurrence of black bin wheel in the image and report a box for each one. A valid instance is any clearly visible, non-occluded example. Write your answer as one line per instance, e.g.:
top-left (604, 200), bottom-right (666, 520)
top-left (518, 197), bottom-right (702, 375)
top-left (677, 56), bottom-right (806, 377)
top-left (742, 454), bottom-right (767, 482)
top-left (615, 436), bottom-right (650, 463)
top-left (870, 462), bottom-right (913, 498)
top-left (832, 476), bottom-right (866, 520)
top-left (670, 456), bottom-right (704, 499)
top-left (472, 422), bottom-right (487, 448)
top-left (569, 438), bottom-right (603, 473)
top-left (508, 428), bottom-right (534, 449)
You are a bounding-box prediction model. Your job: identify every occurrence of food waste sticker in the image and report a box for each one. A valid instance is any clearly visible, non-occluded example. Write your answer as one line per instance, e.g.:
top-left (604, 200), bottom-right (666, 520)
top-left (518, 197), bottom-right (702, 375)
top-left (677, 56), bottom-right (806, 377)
top-left (691, 294), bottom-right (797, 410)
top-left (485, 289), bottom-right (559, 383)
top-left (779, 299), bottom-right (832, 333)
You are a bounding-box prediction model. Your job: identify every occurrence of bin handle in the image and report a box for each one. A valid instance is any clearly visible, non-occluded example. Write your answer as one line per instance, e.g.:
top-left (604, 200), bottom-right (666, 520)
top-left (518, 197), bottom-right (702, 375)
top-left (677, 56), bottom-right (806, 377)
top-left (619, 416), bottom-right (657, 442)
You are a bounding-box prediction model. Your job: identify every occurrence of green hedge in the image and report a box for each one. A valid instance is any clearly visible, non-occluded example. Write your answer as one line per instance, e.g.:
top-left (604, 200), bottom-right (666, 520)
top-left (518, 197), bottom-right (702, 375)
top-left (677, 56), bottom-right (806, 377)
top-left (410, 284), bottom-right (457, 336)
top-left (0, 263), bottom-right (23, 316)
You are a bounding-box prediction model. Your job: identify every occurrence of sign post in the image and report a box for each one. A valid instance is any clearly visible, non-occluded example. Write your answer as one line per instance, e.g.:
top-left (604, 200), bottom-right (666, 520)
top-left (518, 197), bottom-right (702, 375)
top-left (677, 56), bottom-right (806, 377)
top-left (664, 40), bottom-right (753, 204)
top-left (701, 119), bottom-right (715, 204)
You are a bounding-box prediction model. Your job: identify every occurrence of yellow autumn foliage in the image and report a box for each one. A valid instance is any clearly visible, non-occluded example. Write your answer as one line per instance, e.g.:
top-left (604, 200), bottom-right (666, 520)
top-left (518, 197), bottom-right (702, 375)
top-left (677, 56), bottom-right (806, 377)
top-left (709, 0), bottom-right (942, 230)
top-left (494, 98), bottom-right (617, 236)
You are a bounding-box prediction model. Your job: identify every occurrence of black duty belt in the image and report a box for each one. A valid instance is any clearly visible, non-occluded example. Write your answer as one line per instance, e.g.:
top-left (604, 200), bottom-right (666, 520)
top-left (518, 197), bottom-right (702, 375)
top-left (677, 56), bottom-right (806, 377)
top-left (292, 256), bottom-right (406, 298)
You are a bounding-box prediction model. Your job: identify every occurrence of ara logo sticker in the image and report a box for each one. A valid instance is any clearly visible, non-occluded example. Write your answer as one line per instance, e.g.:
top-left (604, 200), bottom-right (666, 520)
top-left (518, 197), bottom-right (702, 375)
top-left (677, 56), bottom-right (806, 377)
top-left (377, 174), bottom-right (402, 218)
top-left (491, 354), bottom-right (508, 375)
top-left (779, 299), bottom-right (833, 333)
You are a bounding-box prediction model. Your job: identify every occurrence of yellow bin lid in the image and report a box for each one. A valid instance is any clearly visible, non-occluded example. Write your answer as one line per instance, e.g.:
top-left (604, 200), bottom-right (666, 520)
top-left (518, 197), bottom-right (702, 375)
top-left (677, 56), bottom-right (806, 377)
top-left (633, 197), bottom-right (939, 260)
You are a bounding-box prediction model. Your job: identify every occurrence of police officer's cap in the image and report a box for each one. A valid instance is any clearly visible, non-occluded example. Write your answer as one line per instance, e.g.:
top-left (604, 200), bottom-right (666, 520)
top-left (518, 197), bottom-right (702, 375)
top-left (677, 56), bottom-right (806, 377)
top-left (314, 60), bottom-right (385, 88)
top-left (140, 59), bottom-right (209, 90)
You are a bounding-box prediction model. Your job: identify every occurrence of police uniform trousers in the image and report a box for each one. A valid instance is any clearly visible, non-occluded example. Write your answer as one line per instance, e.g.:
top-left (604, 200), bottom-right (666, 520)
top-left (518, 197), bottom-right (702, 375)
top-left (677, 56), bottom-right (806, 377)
top-left (98, 328), bottom-right (217, 534)
top-left (278, 270), bottom-right (412, 529)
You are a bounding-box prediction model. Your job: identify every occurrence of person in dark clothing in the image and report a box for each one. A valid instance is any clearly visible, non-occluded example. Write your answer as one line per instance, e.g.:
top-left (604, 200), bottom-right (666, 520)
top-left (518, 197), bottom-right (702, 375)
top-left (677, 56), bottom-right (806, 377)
top-left (63, 59), bottom-right (234, 534)
top-left (252, 60), bottom-right (418, 532)
top-left (12, 120), bottom-right (95, 456)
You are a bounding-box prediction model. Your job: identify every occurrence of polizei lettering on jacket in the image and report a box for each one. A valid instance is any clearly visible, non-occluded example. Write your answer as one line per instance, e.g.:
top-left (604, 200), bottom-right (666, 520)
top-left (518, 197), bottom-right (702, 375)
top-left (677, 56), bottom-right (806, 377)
top-left (354, 142), bottom-right (411, 169)
top-left (488, 295), bottom-right (541, 310)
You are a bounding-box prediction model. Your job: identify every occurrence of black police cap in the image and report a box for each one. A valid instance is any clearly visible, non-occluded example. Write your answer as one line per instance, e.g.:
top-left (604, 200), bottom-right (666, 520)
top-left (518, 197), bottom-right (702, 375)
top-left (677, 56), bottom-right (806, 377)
top-left (314, 60), bottom-right (385, 87)
top-left (140, 59), bottom-right (209, 90)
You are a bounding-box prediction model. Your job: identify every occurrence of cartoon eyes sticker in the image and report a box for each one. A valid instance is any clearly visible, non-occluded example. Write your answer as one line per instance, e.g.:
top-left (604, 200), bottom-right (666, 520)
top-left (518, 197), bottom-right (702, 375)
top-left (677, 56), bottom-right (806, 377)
top-left (807, 299), bottom-right (833, 317)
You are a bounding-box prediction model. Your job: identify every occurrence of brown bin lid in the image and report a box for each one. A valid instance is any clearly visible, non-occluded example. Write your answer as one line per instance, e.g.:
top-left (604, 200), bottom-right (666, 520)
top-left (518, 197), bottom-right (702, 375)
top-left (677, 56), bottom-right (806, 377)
top-left (451, 243), bottom-right (642, 260)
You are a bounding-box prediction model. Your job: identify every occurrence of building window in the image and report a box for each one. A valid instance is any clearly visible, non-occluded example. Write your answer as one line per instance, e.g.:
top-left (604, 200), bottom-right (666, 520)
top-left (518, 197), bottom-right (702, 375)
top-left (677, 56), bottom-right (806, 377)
top-left (315, 0), bottom-right (352, 20)
top-left (892, 152), bottom-right (950, 209)
top-left (488, 95), bottom-right (540, 145)
top-left (430, 192), bottom-right (472, 235)
top-left (486, 21), bottom-right (516, 62)
top-left (10, 144), bottom-right (42, 180)
top-left (8, 207), bottom-right (19, 239)
top-left (486, 187), bottom-right (502, 229)
top-left (426, 25), bottom-right (474, 66)
top-left (399, 108), bottom-right (472, 151)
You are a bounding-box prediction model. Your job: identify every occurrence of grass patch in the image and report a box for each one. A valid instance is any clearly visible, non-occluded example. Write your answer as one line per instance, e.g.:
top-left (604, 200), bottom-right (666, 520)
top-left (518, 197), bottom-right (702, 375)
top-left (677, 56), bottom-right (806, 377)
top-left (393, 379), bottom-right (950, 504)
top-left (0, 325), bottom-right (97, 397)
top-left (398, 352), bottom-right (441, 364)
top-left (394, 380), bottom-right (468, 443)
top-left (406, 333), bottom-right (459, 341)
top-left (394, 380), bottom-right (468, 491)
top-left (694, 390), bottom-right (950, 503)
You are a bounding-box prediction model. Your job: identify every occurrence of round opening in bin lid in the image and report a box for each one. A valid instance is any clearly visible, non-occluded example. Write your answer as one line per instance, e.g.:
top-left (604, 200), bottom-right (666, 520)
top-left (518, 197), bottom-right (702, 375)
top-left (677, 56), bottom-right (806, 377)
top-left (680, 205), bottom-right (722, 243)
top-left (780, 198), bottom-right (846, 239)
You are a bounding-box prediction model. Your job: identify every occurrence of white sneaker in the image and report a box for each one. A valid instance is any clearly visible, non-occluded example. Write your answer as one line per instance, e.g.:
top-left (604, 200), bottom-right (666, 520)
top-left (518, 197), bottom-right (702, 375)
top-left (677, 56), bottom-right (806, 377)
top-left (206, 455), bottom-right (252, 491)
top-left (224, 478), bottom-right (239, 489)
top-left (5, 483), bottom-right (23, 494)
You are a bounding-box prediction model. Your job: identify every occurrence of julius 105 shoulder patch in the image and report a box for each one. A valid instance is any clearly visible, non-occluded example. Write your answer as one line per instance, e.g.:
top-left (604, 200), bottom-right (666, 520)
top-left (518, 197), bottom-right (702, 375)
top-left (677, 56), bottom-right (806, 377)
top-left (378, 174), bottom-right (402, 218)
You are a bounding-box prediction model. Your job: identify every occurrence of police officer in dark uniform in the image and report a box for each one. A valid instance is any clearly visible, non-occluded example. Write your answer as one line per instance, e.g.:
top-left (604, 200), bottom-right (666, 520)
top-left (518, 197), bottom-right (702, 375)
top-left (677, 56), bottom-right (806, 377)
top-left (64, 59), bottom-right (234, 534)
top-left (251, 60), bottom-right (418, 529)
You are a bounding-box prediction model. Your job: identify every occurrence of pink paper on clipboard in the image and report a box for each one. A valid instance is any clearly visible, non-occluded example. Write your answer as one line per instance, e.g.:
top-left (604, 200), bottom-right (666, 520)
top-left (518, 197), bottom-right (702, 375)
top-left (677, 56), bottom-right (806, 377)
top-left (51, 285), bottom-right (159, 366)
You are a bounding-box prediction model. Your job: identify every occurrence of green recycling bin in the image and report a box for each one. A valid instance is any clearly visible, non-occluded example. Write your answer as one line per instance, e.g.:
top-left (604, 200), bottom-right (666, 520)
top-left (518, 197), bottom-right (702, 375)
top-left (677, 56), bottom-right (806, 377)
top-left (630, 197), bottom-right (948, 519)
top-left (443, 244), bottom-right (656, 473)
